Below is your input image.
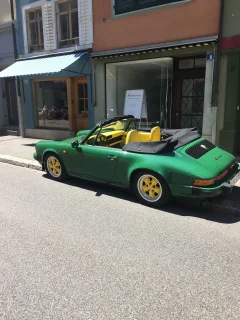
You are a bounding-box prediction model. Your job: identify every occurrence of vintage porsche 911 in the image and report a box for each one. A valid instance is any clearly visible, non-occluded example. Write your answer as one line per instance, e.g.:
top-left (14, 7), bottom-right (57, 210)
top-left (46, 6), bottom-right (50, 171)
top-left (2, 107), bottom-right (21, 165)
top-left (34, 115), bottom-right (240, 207)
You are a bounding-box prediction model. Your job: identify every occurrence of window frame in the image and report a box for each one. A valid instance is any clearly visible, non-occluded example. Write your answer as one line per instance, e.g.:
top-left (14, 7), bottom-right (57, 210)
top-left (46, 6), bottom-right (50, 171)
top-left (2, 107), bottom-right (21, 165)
top-left (22, 1), bottom-right (46, 54)
top-left (55, 0), bottom-right (79, 48)
top-left (112, 0), bottom-right (191, 17)
top-left (26, 7), bottom-right (44, 53)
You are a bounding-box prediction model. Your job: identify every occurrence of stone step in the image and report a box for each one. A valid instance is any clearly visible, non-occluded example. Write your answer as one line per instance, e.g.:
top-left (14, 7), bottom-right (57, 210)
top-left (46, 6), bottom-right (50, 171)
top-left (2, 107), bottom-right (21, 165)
top-left (5, 129), bottom-right (19, 136)
top-left (1, 126), bottom-right (19, 137)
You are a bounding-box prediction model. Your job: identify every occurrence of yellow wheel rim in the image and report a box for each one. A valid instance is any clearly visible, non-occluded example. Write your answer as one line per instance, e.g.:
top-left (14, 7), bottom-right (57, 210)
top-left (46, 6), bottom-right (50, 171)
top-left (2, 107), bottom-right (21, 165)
top-left (47, 156), bottom-right (62, 178)
top-left (137, 174), bottom-right (162, 202)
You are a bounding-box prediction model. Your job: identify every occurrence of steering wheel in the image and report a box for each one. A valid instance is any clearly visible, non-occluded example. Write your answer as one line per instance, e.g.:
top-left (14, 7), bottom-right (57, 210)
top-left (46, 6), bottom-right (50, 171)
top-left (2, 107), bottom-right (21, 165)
top-left (95, 134), bottom-right (108, 147)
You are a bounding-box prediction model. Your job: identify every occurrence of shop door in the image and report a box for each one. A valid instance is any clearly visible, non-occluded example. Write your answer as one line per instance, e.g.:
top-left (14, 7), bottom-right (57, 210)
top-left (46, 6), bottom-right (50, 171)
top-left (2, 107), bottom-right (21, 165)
top-left (174, 72), bottom-right (205, 133)
top-left (5, 78), bottom-right (19, 125)
top-left (73, 78), bottom-right (88, 132)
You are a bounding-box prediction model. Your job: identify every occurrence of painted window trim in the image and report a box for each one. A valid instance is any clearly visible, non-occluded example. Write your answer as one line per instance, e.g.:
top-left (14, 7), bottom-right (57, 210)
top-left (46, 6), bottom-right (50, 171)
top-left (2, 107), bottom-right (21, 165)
top-left (22, 1), bottom-right (46, 54)
top-left (19, 44), bottom-right (92, 60)
top-left (111, 0), bottom-right (191, 19)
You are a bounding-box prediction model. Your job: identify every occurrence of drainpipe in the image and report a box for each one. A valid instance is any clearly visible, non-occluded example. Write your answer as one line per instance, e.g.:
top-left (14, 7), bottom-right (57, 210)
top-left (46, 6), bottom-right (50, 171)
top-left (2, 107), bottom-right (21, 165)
top-left (210, 0), bottom-right (224, 144)
top-left (211, 0), bottom-right (224, 107)
top-left (10, 0), bottom-right (25, 137)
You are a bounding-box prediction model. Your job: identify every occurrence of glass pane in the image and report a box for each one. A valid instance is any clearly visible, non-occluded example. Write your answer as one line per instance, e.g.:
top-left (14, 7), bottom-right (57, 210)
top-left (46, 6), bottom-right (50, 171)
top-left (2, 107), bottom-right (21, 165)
top-left (60, 14), bottom-right (68, 40)
top-left (78, 84), bottom-right (84, 98)
top-left (181, 98), bottom-right (192, 115)
top-left (179, 59), bottom-right (194, 70)
top-left (70, 0), bottom-right (78, 9)
top-left (58, 2), bottom-right (67, 12)
top-left (40, 20), bottom-right (44, 45)
top-left (78, 99), bottom-right (85, 113)
top-left (106, 57), bottom-right (173, 128)
top-left (28, 11), bottom-right (35, 20)
top-left (193, 79), bottom-right (205, 97)
top-left (84, 83), bottom-right (88, 98)
top-left (29, 22), bottom-right (37, 45)
top-left (71, 11), bottom-right (79, 38)
top-left (35, 81), bottom-right (69, 129)
top-left (182, 79), bottom-right (194, 97)
top-left (37, 9), bottom-right (42, 19)
top-left (195, 58), bottom-right (206, 68)
top-left (192, 97), bottom-right (204, 114)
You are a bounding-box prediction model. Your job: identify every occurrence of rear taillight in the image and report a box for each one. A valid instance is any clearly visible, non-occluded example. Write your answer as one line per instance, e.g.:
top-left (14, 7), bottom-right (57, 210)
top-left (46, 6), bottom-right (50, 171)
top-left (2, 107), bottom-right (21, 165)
top-left (193, 163), bottom-right (236, 187)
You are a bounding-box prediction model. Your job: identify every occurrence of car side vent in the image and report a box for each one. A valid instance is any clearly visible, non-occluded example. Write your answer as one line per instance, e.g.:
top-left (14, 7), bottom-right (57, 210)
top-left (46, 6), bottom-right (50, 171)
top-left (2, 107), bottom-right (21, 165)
top-left (185, 139), bottom-right (215, 159)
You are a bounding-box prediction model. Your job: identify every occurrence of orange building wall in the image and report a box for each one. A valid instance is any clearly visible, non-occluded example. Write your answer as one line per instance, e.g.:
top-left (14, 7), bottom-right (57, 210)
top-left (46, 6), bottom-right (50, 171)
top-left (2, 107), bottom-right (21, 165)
top-left (92, 0), bottom-right (220, 52)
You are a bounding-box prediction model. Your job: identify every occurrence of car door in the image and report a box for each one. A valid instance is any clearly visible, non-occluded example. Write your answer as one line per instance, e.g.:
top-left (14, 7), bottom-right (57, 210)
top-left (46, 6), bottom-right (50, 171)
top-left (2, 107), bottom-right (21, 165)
top-left (69, 145), bottom-right (121, 182)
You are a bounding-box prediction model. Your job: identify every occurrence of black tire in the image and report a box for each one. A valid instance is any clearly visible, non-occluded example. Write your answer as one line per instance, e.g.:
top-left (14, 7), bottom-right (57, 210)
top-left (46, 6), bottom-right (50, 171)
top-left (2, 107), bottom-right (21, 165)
top-left (132, 170), bottom-right (171, 208)
top-left (44, 152), bottom-right (68, 182)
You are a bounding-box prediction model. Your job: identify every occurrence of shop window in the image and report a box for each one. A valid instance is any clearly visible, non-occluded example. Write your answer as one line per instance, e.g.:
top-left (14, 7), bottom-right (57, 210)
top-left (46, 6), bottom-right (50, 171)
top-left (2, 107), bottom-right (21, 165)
top-left (106, 58), bottom-right (173, 129)
top-left (26, 8), bottom-right (44, 53)
top-left (34, 80), bottom-right (69, 129)
top-left (56, 0), bottom-right (79, 48)
top-left (114, 0), bottom-right (186, 15)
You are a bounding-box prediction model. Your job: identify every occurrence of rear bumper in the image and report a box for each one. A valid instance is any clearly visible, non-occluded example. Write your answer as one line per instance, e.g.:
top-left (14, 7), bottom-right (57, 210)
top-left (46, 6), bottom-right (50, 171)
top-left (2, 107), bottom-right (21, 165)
top-left (192, 165), bottom-right (240, 198)
top-left (171, 163), bottom-right (240, 199)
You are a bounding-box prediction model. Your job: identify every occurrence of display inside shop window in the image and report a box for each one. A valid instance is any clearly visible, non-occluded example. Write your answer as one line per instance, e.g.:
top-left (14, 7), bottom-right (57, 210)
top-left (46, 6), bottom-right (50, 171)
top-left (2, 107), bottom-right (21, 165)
top-left (35, 80), bottom-right (69, 129)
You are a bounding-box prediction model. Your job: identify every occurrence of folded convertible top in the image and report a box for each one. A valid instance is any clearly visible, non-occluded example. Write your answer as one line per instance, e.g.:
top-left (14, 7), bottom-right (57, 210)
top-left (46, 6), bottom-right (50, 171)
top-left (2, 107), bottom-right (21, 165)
top-left (123, 128), bottom-right (201, 154)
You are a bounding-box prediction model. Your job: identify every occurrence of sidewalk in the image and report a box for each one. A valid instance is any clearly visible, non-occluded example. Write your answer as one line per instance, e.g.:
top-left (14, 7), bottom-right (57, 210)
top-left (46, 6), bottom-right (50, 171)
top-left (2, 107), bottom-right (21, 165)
top-left (0, 135), bottom-right (43, 170)
top-left (0, 135), bottom-right (240, 215)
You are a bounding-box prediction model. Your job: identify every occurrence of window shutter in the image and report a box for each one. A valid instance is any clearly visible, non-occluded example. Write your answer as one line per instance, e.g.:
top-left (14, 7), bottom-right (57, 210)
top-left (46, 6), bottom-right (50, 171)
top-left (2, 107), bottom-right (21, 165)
top-left (22, 9), bottom-right (29, 54)
top-left (78, 0), bottom-right (93, 46)
top-left (43, 3), bottom-right (56, 51)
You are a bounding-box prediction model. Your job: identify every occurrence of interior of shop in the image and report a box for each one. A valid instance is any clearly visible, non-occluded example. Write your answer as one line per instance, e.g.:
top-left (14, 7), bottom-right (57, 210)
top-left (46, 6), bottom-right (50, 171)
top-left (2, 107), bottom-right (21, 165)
top-left (34, 80), bottom-right (69, 129)
top-left (106, 58), bottom-right (173, 128)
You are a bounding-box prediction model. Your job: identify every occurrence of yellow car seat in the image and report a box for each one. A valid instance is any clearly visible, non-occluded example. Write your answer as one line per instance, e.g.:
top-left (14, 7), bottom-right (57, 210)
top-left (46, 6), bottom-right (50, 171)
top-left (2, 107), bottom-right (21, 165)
top-left (149, 126), bottom-right (161, 142)
top-left (125, 130), bottom-right (141, 144)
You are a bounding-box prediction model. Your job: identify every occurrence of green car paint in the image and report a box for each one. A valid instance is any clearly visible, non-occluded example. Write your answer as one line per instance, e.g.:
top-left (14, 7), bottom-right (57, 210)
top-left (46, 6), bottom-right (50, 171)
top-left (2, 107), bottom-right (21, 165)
top-left (34, 116), bottom-right (240, 201)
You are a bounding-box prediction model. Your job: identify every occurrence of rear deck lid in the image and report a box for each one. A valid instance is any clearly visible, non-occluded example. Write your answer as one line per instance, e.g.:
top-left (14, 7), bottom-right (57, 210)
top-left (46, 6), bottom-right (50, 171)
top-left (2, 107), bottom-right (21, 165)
top-left (181, 139), bottom-right (235, 177)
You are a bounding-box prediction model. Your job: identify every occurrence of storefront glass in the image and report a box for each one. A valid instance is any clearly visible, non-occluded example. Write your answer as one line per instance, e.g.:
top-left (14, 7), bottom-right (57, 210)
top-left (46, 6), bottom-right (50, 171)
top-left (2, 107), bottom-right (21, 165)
top-left (106, 58), bottom-right (173, 128)
top-left (34, 80), bottom-right (69, 129)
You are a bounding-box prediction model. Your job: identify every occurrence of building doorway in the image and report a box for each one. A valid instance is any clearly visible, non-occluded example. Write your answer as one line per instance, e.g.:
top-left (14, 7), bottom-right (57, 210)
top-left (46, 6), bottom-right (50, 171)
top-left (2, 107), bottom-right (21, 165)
top-left (173, 57), bottom-right (206, 133)
top-left (73, 78), bottom-right (88, 131)
top-left (5, 78), bottom-right (19, 125)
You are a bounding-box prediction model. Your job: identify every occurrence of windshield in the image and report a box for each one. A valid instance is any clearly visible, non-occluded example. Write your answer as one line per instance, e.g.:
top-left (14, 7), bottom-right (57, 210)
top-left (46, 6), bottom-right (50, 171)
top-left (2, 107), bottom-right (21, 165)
top-left (98, 118), bottom-right (137, 132)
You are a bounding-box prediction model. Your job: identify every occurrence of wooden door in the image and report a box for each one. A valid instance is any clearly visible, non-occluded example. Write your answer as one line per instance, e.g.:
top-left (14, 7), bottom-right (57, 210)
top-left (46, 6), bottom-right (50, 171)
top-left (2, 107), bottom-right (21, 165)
top-left (73, 78), bottom-right (88, 131)
top-left (173, 70), bottom-right (205, 133)
top-left (5, 78), bottom-right (19, 125)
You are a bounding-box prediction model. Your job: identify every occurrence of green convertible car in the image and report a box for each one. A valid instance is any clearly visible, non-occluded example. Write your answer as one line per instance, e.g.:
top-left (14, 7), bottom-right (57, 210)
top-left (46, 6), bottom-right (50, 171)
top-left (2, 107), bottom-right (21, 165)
top-left (34, 115), bottom-right (240, 208)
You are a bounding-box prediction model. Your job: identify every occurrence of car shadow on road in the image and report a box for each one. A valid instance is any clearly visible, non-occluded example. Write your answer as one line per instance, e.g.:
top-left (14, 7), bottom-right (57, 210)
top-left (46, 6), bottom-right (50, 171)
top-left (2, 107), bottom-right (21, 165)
top-left (21, 143), bottom-right (36, 147)
top-left (43, 174), bottom-right (240, 224)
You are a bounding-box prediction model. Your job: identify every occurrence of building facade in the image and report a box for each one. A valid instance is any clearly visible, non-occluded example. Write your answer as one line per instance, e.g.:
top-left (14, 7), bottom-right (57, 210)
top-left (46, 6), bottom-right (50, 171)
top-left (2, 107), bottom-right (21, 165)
top-left (217, 0), bottom-right (240, 156)
top-left (92, 0), bottom-right (221, 143)
top-left (0, 0), bottom-right (18, 132)
top-left (1, 0), bottom-right (94, 140)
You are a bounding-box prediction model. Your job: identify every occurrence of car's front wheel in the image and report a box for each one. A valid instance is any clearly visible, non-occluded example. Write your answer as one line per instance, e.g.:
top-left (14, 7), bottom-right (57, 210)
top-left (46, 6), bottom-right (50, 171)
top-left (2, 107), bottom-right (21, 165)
top-left (44, 153), bottom-right (68, 182)
top-left (132, 171), bottom-right (171, 208)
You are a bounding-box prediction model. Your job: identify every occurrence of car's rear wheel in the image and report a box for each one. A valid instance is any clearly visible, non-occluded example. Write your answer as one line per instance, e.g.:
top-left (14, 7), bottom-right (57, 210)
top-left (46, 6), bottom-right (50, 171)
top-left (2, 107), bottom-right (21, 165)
top-left (44, 153), bottom-right (68, 181)
top-left (132, 171), bottom-right (171, 208)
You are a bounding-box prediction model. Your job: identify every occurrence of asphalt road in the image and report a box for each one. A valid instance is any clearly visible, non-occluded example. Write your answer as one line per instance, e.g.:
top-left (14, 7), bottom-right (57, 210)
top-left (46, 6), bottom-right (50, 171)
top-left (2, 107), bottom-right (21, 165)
top-left (0, 162), bottom-right (240, 320)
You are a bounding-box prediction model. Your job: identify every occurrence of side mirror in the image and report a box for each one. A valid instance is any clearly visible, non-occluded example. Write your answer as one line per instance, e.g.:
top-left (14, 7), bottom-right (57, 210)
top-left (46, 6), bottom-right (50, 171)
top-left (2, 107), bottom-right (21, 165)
top-left (71, 140), bottom-right (79, 148)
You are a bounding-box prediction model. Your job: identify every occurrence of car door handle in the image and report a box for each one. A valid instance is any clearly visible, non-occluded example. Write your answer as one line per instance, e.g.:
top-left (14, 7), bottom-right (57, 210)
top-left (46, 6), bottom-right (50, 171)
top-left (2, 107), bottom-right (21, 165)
top-left (108, 155), bottom-right (117, 160)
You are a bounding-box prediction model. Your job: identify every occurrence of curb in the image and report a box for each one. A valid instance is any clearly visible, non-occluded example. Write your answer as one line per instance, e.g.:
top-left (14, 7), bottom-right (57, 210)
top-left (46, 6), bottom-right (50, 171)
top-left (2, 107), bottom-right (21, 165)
top-left (0, 153), bottom-right (41, 171)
